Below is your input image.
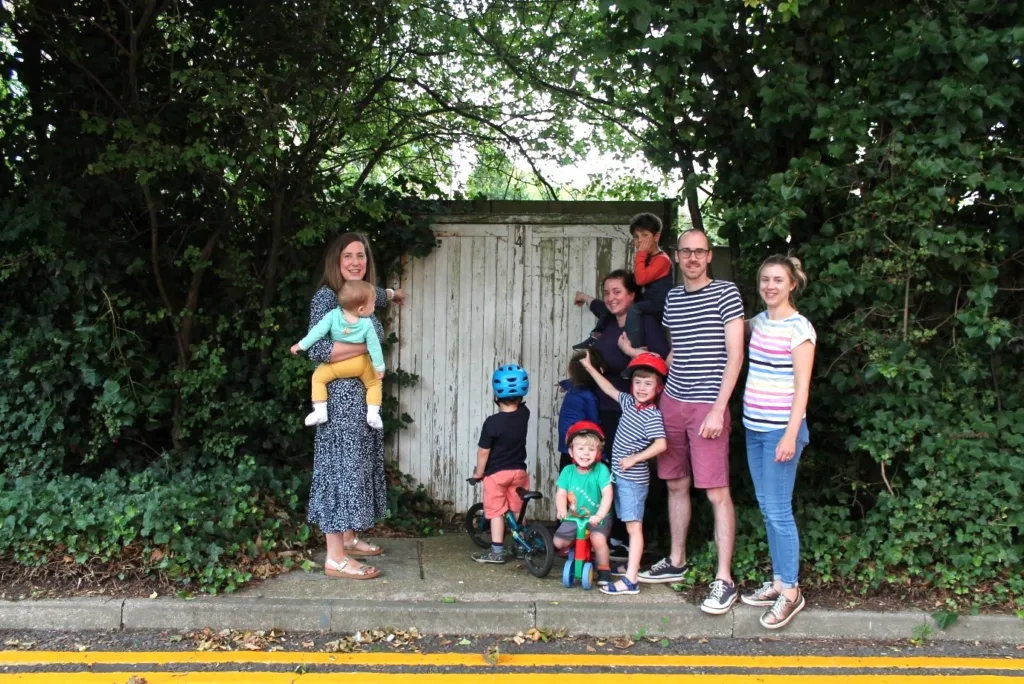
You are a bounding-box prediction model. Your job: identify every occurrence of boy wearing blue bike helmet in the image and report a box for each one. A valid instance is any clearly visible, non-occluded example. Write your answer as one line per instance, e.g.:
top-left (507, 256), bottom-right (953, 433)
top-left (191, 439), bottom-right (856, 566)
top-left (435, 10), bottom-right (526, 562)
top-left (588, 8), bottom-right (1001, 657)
top-left (471, 364), bottom-right (531, 564)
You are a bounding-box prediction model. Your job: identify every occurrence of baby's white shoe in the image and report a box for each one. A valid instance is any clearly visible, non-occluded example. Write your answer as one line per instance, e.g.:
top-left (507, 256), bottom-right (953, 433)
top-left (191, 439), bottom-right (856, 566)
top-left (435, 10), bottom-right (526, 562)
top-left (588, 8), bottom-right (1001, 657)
top-left (304, 402), bottom-right (328, 426)
top-left (366, 405), bottom-right (383, 430)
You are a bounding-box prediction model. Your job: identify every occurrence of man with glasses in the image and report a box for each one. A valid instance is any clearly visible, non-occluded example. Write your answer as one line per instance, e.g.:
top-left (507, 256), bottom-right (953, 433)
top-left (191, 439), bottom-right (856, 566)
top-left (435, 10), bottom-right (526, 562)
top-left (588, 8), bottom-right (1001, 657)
top-left (638, 229), bottom-right (746, 616)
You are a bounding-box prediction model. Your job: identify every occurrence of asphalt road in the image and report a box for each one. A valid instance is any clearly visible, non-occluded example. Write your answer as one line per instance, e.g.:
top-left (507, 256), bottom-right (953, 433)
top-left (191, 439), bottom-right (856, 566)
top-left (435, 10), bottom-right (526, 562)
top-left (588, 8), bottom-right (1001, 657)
top-left (0, 630), bottom-right (1020, 682)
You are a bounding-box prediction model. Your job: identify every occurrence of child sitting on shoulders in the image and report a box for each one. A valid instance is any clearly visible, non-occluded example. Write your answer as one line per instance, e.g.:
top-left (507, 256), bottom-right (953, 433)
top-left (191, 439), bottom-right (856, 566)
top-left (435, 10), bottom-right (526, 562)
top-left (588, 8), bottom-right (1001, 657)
top-left (579, 350), bottom-right (668, 596)
top-left (554, 420), bottom-right (615, 587)
top-left (291, 279), bottom-right (385, 429)
top-left (470, 364), bottom-right (531, 564)
top-left (574, 212), bottom-right (673, 350)
top-left (557, 348), bottom-right (606, 473)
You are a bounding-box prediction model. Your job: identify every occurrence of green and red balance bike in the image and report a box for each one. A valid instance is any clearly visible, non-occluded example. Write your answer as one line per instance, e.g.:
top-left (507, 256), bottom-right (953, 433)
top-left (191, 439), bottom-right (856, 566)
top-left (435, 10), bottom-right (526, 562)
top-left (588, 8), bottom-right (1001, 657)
top-left (465, 477), bottom-right (555, 578)
top-left (560, 513), bottom-right (600, 590)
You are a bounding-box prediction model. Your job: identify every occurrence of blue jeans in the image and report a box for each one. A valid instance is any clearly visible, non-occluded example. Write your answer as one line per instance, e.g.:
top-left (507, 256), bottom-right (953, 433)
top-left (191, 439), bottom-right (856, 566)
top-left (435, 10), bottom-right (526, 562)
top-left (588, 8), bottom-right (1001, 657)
top-left (745, 421), bottom-right (809, 589)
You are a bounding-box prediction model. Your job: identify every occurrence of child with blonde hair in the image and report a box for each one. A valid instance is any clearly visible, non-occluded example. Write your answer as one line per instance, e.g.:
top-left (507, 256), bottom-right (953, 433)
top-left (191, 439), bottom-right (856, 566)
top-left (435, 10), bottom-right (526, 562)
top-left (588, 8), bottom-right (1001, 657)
top-left (580, 350), bottom-right (668, 596)
top-left (291, 279), bottom-right (385, 429)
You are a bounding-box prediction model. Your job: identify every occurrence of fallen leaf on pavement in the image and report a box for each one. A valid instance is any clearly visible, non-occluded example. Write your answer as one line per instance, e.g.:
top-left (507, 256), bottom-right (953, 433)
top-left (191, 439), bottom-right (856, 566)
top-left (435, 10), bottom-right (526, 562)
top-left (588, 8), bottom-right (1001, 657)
top-left (610, 636), bottom-right (633, 649)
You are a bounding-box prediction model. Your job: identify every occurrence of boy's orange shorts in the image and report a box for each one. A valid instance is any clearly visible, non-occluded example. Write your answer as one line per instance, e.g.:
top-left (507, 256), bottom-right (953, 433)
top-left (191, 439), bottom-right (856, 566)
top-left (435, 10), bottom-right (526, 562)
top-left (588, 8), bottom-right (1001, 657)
top-left (482, 469), bottom-right (530, 519)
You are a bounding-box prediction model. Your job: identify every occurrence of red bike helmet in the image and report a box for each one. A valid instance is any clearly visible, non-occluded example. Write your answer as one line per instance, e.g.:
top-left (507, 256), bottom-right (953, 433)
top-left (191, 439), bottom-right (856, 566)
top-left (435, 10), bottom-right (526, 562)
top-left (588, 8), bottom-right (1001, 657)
top-left (565, 420), bottom-right (605, 449)
top-left (621, 351), bottom-right (669, 380)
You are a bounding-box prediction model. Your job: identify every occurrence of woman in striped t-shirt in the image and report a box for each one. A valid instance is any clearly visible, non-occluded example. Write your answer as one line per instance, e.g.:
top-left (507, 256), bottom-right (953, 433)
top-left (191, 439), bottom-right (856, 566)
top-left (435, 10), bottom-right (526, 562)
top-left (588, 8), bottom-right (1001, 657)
top-left (740, 255), bottom-right (816, 630)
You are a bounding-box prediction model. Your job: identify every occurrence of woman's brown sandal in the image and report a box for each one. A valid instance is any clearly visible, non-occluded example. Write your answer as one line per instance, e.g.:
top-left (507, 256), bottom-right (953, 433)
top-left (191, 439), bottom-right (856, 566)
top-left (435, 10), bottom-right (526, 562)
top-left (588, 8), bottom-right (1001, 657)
top-left (342, 537), bottom-right (383, 557)
top-left (324, 557), bottom-right (380, 580)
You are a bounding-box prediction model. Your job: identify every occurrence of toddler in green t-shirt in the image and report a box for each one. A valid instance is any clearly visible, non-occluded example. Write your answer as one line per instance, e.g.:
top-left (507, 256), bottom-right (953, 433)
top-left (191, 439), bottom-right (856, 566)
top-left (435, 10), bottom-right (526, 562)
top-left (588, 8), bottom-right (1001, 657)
top-left (553, 420), bottom-right (614, 587)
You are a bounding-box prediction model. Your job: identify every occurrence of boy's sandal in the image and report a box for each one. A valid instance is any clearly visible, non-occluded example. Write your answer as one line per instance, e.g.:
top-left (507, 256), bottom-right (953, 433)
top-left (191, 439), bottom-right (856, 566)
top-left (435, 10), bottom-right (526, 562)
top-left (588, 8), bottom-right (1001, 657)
top-left (600, 576), bottom-right (640, 595)
top-left (342, 537), bottom-right (383, 557)
top-left (324, 557), bottom-right (380, 580)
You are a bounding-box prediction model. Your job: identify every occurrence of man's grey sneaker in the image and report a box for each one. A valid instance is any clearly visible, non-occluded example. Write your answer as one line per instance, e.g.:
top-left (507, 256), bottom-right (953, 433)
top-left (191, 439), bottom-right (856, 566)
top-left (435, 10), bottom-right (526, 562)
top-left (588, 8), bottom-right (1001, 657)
top-left (759, 591), bottom-right (806, 629)
top-left (638, 557), bottom-right (689, 584)
top-left (700, 579), bottom-right (738, 615)
top-left (472, 549), bottom-right (506, 564)
top-left (741, 581), bottom-right (781, 607)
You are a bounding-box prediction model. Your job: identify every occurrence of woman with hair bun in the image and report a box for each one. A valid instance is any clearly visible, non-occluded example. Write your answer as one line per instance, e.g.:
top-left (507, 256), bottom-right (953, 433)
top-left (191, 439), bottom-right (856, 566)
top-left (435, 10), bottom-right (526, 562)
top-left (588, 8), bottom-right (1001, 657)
top-left (739, 254), bottom-right (815, 630)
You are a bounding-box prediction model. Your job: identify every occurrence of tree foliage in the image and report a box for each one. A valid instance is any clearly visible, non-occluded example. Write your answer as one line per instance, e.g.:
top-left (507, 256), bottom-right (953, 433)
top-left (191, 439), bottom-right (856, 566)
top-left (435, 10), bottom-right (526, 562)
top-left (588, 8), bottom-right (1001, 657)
top-left (0, 0), bottom-right (568, 591)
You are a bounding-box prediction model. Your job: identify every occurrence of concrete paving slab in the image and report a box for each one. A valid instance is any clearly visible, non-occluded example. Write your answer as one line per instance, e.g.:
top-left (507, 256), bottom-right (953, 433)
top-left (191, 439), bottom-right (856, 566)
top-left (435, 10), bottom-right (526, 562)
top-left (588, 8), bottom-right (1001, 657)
top-left (419, 535), bottom-right (681, 603)
top-left (329, 599), bottom-right (534, 635)
top-left (0, 598), bottom-right (122, 631)
top-left (926, 614), bottom-right (1024, 644)
top-left (535, 601), bottom-right (732, 639)
top-left (732, 605), bottom-right (927, 640)
top-left (240, 539), bottom-right (422, 598)
top-left (122, 597), bottom-right (332, 632)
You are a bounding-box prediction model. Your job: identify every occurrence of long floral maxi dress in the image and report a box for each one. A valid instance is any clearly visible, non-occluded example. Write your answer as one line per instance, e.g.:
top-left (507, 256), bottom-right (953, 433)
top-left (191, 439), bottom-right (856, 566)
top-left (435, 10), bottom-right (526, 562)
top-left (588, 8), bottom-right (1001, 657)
top-left (305, 285), bottom-right (389, 533)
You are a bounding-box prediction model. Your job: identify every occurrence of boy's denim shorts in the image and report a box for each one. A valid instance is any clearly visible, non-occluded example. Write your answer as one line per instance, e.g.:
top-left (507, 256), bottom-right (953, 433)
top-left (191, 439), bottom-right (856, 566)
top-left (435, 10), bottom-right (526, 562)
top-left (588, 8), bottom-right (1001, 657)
top-left (613, 477), bottom-right (649, 522)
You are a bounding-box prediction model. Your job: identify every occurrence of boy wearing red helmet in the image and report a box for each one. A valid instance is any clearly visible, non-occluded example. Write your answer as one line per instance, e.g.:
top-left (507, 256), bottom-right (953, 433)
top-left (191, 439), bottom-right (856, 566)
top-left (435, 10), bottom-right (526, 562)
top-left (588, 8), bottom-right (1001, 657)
top-left (580, 351), bottom-right (668, 595)
top-left (554, 421), bottom-right (615, 586)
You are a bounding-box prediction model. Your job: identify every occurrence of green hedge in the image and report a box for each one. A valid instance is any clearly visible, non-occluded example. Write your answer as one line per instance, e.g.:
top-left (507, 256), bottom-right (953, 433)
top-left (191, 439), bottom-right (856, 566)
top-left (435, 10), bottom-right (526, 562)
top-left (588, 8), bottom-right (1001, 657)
top-left (0, 457), bottom-right (311, 594)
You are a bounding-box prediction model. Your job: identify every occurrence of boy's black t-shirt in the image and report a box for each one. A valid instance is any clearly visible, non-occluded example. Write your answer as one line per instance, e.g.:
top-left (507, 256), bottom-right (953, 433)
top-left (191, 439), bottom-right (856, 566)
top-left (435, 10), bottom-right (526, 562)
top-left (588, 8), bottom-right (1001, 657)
top-left (477, 404), bottom-right (530, 476)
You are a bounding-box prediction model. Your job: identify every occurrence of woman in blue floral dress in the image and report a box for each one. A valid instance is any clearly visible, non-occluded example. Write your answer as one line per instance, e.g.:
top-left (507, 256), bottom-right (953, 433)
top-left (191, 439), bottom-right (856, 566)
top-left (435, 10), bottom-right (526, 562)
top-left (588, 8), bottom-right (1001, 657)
top-left (304, 232), bottom-right (405, 579)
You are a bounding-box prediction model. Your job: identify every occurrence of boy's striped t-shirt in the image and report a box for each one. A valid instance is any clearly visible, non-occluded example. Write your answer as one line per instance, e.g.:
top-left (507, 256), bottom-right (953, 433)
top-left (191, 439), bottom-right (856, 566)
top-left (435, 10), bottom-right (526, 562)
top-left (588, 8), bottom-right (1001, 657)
top-left (742, 311), bottom-right (816, 432)
top-left (661, 280), bottom-right (745, 403)
top-left (610, 392), bottom-right (665, 486)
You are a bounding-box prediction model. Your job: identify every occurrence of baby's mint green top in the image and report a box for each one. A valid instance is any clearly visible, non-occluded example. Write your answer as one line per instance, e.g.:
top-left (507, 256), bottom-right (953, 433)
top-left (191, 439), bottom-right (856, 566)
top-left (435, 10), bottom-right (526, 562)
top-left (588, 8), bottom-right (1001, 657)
top-left (556, 462), bottom-right (612, 519)
top-left (298, 309), bottom-right (385, 371)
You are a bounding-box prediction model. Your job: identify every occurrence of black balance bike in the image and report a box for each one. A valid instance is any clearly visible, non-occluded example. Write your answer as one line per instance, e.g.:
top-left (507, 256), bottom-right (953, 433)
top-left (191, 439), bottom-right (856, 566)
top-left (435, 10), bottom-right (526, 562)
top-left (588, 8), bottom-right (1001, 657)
top-left (464, 477), bottom-right (555, 578)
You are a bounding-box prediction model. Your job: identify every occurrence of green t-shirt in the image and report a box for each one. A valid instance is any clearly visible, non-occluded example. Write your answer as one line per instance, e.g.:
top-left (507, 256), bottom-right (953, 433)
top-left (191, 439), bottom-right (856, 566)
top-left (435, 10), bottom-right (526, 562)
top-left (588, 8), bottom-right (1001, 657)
top-left (556, 462), bottom-right (613, 519)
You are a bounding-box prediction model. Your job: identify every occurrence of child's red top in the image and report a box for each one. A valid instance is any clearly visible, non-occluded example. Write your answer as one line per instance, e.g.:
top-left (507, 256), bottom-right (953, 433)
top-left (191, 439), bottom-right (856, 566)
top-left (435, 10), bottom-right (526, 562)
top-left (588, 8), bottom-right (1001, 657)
top-left (633, 250), bottom-right (672, 286)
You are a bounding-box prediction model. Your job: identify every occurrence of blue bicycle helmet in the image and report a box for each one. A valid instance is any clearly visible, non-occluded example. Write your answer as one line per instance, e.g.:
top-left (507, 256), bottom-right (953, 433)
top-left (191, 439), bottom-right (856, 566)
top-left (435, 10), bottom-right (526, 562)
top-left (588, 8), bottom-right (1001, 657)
top-left (492, 364), bottom-right (530, 399)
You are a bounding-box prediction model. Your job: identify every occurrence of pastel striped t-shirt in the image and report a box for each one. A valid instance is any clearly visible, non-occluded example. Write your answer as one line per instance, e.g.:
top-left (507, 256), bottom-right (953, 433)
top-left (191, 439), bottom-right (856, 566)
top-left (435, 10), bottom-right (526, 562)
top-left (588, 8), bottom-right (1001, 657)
top-left (742, 311), bottom-right (816, 432)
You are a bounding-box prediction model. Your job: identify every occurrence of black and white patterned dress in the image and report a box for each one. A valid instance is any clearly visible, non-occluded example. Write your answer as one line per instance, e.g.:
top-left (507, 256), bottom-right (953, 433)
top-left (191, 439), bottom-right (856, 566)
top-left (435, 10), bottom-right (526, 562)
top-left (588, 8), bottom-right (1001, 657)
top-left (305, 285), bottom-right (389, 534)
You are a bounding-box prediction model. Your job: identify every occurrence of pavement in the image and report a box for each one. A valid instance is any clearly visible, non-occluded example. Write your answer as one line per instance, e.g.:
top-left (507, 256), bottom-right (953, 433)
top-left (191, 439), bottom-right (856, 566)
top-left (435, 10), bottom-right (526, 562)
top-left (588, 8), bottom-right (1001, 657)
top-left (0, 535), bottom-right (1020, 644)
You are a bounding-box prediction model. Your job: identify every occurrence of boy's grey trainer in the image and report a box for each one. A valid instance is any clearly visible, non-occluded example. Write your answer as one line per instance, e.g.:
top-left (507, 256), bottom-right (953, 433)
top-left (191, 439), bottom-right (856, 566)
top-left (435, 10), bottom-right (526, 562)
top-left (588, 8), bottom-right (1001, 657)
top-left (637, 557), bottom-right (689, 583)
top-left (471, 549), bottom-right (506, 564)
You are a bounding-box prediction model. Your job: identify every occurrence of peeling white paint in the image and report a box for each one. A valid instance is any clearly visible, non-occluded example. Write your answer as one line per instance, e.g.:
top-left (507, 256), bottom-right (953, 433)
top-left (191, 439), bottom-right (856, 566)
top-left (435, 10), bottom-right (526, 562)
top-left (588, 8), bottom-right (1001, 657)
top-left (390, 221), bottom-right (633, 518)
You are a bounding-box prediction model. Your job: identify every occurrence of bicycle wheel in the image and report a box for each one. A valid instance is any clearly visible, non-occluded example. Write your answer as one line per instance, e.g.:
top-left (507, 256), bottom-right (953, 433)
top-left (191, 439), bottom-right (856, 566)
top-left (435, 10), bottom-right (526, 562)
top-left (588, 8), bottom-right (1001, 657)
top-left (521, 521), bottom-right (555, 578)
top-left (464, 503), bottom-right (490, 549)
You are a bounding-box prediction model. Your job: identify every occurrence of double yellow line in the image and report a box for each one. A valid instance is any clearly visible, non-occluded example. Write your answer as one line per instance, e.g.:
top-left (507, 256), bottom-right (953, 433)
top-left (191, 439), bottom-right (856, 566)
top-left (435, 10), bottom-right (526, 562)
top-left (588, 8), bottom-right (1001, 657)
top-left (0, 651), bottom-right (1020, 683)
